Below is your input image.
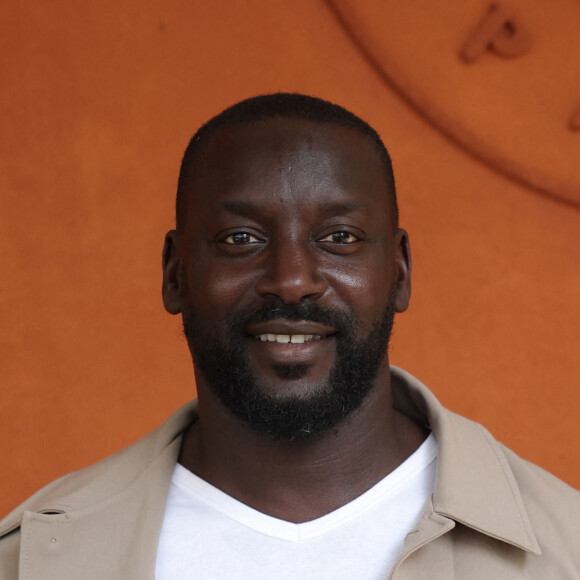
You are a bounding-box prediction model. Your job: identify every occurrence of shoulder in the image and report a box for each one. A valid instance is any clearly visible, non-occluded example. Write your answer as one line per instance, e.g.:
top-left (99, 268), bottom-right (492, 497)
top-left (449, 405), bottom-right (580, 568)
top-left (392, 366), bottom-right (580, 569)
top-left (501, 443), bottom-right (580, 528)
top-left (0, 403), bottom-right (196, 580)
top-left (0, 402), bottom-right (196, 542)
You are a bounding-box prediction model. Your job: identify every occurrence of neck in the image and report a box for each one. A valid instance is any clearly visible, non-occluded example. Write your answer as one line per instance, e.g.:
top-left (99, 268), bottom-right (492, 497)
top-left (178, 366), bottom-right (428, 523)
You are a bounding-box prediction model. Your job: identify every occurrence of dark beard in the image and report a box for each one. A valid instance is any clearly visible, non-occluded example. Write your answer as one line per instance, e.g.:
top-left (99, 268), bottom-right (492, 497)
top-left (183, 296), bottom-right (396, 442)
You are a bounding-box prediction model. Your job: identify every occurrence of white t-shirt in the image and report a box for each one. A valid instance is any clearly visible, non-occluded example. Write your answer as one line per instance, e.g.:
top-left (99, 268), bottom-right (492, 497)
top-left (156, 433), bottom-right (437, 579)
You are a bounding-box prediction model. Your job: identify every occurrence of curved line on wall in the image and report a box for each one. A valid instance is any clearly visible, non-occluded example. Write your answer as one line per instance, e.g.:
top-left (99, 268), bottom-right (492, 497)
top-left (325, 0), bottom-right (580, 212)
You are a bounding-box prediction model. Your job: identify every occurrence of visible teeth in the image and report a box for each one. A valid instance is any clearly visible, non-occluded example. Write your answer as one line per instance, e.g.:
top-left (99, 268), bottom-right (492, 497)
top-left (255, 334), bottom-right (323, 343)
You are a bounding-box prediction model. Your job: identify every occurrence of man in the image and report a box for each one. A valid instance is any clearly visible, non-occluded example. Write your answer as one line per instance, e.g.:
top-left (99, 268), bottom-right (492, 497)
top-left (0, 94), bottom-right (578, 579)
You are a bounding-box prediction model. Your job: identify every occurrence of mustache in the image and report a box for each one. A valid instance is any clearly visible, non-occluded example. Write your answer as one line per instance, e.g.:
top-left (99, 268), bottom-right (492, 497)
top-left (234, 299), bottom-right (355, 331)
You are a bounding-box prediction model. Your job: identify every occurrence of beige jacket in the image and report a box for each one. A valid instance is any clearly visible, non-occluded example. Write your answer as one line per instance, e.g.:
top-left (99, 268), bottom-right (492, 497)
top-left (1, 368), bottom-right (579, 579)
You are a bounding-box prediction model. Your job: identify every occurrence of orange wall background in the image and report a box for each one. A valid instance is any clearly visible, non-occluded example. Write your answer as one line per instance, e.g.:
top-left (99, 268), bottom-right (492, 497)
top-left (1, 0), bottom-right (579, 517)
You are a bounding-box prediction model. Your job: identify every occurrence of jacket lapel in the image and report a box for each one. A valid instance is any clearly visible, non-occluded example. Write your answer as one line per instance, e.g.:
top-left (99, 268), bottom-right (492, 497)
top-left (18, 436), bottom-right (181, 580)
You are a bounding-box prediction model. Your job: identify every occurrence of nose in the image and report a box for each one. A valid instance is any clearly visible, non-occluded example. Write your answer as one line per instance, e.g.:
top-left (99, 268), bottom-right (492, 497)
top-left (254, 239), bottom-right (328, 304)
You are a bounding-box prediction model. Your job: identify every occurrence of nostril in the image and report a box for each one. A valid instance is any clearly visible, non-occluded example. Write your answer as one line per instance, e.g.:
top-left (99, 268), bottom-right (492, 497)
top-left (255, 259), bottom-right (327, 304)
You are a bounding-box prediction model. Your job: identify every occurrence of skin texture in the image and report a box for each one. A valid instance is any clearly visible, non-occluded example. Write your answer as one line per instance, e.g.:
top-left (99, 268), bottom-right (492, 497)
top-left (162, 118), bottom-right (428, 522)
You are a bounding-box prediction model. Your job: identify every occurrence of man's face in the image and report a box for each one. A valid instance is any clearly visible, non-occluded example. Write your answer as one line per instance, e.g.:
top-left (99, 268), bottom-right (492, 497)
top-left (166, 118), bottom-right (411, 440)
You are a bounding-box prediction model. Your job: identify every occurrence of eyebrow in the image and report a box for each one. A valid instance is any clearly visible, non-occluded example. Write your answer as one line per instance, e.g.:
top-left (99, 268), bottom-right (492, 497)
top-left (220, 200), bottom-right (367, 215)
top-left (317, 201), bottom-right (366, 214)
top-left (221, 201), bottom-right (259, 215)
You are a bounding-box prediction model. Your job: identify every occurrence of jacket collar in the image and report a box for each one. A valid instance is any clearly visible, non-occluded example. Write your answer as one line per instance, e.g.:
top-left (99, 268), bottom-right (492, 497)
top-left (1, 369), bottom-right (541, 556)
top-left (391, 367), bottom-right (541, 555)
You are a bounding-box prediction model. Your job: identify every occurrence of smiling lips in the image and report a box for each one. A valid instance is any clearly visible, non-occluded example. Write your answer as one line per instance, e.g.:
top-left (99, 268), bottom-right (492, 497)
top-left (246, 320), bottom-right (335, 346)
top-left (255, 333), bottom-right (323, 344)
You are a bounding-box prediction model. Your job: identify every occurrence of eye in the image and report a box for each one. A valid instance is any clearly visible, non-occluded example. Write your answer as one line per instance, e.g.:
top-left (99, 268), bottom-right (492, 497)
top-left (319, 231), bottom-right (361, 244)
top-left (222, 232), bottom-right (261, 245)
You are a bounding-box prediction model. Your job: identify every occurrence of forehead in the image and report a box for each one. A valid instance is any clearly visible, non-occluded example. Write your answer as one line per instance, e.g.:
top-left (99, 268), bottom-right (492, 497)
top-left (184, 118), bottom-right (390, 215)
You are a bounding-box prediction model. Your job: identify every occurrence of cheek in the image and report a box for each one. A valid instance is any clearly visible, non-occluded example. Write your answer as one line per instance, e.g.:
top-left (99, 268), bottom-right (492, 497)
top-left (324, 249), bottom-right (392, 291)
top-left (325, 264), bottom-right (392, 315)
top-left (189, 261), bottom-right (259, 311)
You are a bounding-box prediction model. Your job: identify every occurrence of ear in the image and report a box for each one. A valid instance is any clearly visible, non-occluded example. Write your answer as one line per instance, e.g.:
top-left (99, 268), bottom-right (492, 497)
top-left (162, 230), bottom-right (184, 315)
top-left (393, 228), bottom-right (412, 313)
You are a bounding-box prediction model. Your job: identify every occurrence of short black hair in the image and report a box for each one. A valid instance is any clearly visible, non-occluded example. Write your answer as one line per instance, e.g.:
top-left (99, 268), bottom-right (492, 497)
top-left (176, 93), bottom-right (398, 231)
